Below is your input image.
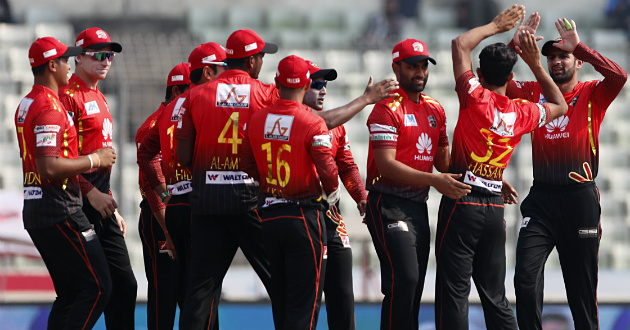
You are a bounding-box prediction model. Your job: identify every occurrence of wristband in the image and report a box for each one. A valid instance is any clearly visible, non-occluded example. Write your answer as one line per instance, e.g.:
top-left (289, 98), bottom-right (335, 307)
top-left (92, 153), bottom-right (100, 167)
top-left (160, 190), bottom-right (170, 202)
top-left (87, 154), bottom-right (94, 169)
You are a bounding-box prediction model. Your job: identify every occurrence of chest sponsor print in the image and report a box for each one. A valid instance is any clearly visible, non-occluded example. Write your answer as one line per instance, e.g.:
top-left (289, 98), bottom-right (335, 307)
top-left (415, 133), bottom-right (434, 161)
top-left (85, 100), bottom-right (100, 115)
top-left (545, 115), bottom-right (570, 140)
top-left (404, 114), bottom-right (418, 126)
top-left (216, 83), bottom-right (251, 108)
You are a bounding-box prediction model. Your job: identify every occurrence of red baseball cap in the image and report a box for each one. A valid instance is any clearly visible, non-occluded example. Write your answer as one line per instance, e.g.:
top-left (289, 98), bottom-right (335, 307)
top-left (392, 39), bottom-right (436, 65)
top-left (75, 27), bottom-right (122, 52)
top-left (29, 37), bottom-right (82, 68)
top-left (188, 42), bottom-right (226, 72)
top-left (275, 55), bottom-right (310, 89)
top-left (225, 29), bottom-right (278, 59)
top-left (167, 62), bottom-right (192, 87)
top-left (305, 60), bottom-right (337, 81)
top-left (541, 38), bottom-right (565, 56)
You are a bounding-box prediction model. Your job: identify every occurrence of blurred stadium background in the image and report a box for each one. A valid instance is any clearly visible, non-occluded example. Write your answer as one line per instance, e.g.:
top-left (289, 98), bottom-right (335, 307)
top-left (1, 0), bottom-right (629, 328)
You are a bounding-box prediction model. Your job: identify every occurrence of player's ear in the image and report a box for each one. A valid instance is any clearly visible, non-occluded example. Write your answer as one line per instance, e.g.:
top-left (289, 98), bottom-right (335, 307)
top-left (476, 68), bottom-right (484, 83)
top-left (576, 59), bottom-right (584, 70)
top-left (304, 79), bottom-right (311, 91)
top-left (76, 56), bottom-right (82, 64)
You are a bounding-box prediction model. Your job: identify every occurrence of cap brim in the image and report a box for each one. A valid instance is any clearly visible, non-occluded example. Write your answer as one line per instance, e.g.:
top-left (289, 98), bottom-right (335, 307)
top-left (401, 55), bottom-right (436, 65)
top-left (311, 68), bottom-right (337, 81)
top-left (261, 42), bottom-right (278, 54)
top-left (62, 46), bottom-right (83, 57)
top-left (86, 42), bottom-right (123, 53)
top-left (541, 40), bottom-right (561, 56)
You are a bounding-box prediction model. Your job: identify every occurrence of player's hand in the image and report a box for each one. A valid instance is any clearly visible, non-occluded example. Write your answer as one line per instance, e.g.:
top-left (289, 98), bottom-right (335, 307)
top-left (164, 233), bottom-right (178, 260)
top-left (93, 147), bottom-right (116, 167)
top-left (326, 205), bottom-right (343, 225)
top-left (362, 77), bottom-right (399, 104)
top-left (357, 199), bottom-right (367, 217)
top-left (512, 11), bottom-right (543, 48)
top-left (501, 179), bottom-right (519, 204)
top-left (153, 208), bottom-right (178, 260)
top-left (554, 18), bottom-right (580, 52)
top-left (86, 188), bottom-right (118, 218)
top-left (114, 209), bottom-right (127, 238)
top-left (433, 173), bottom-right (471, 200)
top-left (516, 30), bottom-right (542, 68)
top-left (491, 4), bottom-right (525, 34)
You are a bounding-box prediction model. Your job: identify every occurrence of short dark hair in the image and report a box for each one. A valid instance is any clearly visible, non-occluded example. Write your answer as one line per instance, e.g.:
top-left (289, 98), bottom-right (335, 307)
top-left (479, 43), bottom-right (517, 86)
top-left (225, 57), bottom-right (248, 70)
top-left (31, 57), bottom-right (62, 75)
top-left (165, 84), bottom-right (190, 100)
top-left (189, 65), bottom-right (219, 84)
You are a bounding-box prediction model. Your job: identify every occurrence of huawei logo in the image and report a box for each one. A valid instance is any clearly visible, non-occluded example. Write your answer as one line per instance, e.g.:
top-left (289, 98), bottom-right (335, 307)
top-left (416, 133), bottom-right (432, 154)
top-left (102, 118), bottom-right (113, 140)
top-left (545, 115), bottom-right (569, 133)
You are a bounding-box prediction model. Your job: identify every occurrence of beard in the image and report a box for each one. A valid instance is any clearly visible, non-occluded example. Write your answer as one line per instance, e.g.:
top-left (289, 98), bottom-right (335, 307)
top-left (406, 74), bottom-right (429, 93)
top-left (550, 65), bottom-right (576, 84)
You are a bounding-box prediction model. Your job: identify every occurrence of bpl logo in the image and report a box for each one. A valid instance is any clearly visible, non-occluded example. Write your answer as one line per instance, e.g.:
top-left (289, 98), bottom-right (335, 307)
top-left (102, 118), bottom-right (113, 141)
top-left (413, 42), bottom-right (424, 52)
top-left (416, 133), bottom-right (432, 155)
top-left (95, 30), bottom-right (108, 39)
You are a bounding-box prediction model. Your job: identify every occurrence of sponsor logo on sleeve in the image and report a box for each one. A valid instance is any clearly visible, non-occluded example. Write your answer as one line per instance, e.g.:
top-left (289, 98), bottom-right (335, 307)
top-left (490, 108), bottom-right (516, 136)
top-left (404, 114), bottom-right (417, 126)
top-left (17, 98), bottom-right (34, 124)
top-left (369, 124), bottom-right (398, 142)
top-left (312, 134), bottom-right (332, 148)
top-left (34, 125), bottom-right (61, 133)
top-left (171, 97), bottom-right (187, 122)
top-left (216, 83), bottom-right (251, 108)
top-left (24, 186), bottom-right (43, 200)
top-left (468, 77), bottom-right (481, 94)
top-left (264, 114), bottom-right (294, 140)
top-left (578, 227), bottom-right (599, 238)
top-left (85, 101), bottom-right (100, 115)
top-left (206, 171), bottom-right (254, 184)
top-left (36, 132), bottom-right (56, 147)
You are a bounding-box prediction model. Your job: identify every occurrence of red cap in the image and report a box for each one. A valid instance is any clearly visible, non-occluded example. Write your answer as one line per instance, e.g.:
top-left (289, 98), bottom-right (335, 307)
top-left (392, 39), bottom-right (436, 65)
top-left (275, 55), bottom-right (310, 88)
top-left (305, 60), bottom-right (337, 81)
top-left (29, 37), bottom-right (82, 68)
top-left (541, 38), bottom-right (565, 56)
top-left (167, 62), bottom-right (192, 87)
top-left (75, 27), bottom-right (122, 52)
top-left (225, 29), bottom-right (278, 59)
top-left (188, 42), bottom-right (226, 72)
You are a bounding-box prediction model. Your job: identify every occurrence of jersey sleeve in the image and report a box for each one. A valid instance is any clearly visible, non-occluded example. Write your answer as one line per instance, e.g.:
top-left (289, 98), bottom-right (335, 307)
top-left (78, 174), bottom-right (95, 196)
top-left (138, 123), bottom-right (166, 190)
top-left (307, 118), bottom-right (339, 195)
top-left (516, 99), bottom-right (547, 133)
top-left (175, 96), bottom-right (196, 141)
top-left (334, 126), bottom-right (367, 203)
top-left (58, 93), bottom-right (81, 125)
top-left (367, 101), bottom-right (400, 150)
top-left (31, 109), bottom-right (67, 158)
top-left (240, 124), bottom-right (260, 182)
top-left (455, 70), bottom-right (484, 109)
top-left (144, 188), bottom-right (166, 212)
top-left (573, 42), bottom-right (628, 111)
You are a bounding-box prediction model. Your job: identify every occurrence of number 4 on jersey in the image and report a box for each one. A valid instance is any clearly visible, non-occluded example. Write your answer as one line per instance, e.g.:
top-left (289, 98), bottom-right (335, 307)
top-left (218, 112), bottom-right (242, 154)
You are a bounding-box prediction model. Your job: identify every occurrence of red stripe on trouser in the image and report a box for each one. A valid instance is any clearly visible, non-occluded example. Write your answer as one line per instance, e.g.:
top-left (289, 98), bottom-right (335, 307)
top-left (436, 199), bottom-right (459, 330)
top-left (301, 208), bottom-right (322, 330)
top-left (57, 220), bottom-right (103, 330)
top-left (206, 299), bottom-right (215, 330)
top-left (140, 211), bottom-right (161, 329)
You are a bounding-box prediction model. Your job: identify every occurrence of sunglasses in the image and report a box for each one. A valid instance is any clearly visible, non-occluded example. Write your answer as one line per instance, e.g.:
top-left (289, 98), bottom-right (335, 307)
top-left (82, 51), bottom-right (115, 61)
top-left (310, 81), bottom-right (327, 90)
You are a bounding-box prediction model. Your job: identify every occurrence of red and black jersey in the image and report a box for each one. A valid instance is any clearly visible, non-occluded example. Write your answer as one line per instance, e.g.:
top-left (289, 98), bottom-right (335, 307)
top-left (176, 69), bottom-right (279, 214)
top-left (241, 99), bottom-right (338, 203)
top-left (451, 70), bottom-right (549, 194)
top-left (366, 89), bottom-right (448, 202)
top-left (330, 125), bottom-right (367, 204)
top-left (136, 103), bottom-right (165, 212)
top-left (15, 85), bottom-right (82, 228)
top-left (59, 74), bottom-right (114, 195)
top-left (506, 43), bottom-right (628, 185)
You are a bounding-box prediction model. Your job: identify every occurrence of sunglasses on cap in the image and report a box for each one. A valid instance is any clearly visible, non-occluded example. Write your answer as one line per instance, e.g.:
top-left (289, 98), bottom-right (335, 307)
top-left (82, 51), bottom-right (115, 61)
top-left (311, 81), bottom-right (327, 90)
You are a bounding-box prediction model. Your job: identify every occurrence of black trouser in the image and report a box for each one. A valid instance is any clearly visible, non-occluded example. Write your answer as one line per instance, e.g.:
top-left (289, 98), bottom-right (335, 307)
top-left (28, 211), bottom-right (112, 330)
top-left (364, 192), bottom-right (430, 330)
top-left (515, 181), bottom-right (601, 330)
top-left (323, 217), bottom-right (355, 330)
top-left (435, 193), bottom-right (516, 330)
top-left (179, 210), bottom-right (271, 330)
top-left (84, 200), bottom-right (137, 330)
top-left (260, 205), bottom-right (327, 330)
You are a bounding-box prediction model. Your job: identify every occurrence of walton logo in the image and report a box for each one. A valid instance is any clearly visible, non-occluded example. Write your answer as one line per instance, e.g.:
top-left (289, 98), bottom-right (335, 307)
top-left (490, 108), bottom-right (516, 137)
top-left (208, 174), bottom-right (220, 181)
top-left (216, 83), bottom-right (251, 108)
top-left (545, 115), bottom-right (569, 133)
top-left (264, 114), bottom-right (294, 141)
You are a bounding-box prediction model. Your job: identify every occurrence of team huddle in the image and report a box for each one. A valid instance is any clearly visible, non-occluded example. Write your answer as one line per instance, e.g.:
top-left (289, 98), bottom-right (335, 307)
top-left (14, 3), bottom-right (626, 330)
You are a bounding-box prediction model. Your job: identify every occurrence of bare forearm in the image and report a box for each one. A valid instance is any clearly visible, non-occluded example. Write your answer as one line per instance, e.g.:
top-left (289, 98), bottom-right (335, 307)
top-left (36, 156), bottom-right (91, 180)
top-left (530, 63), bottom-right (564, 107)
top-left (377, 158), bottom-right (438, 187)
top-left (318, 95), bottom-right (370, 129)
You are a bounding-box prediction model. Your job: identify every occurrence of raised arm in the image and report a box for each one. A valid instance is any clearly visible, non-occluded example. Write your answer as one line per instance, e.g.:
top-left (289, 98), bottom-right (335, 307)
top-left (452, 5), bottom-right (525, 80)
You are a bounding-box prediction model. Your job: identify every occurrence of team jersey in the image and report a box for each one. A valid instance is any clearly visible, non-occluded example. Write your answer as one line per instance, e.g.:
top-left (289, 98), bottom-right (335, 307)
top-left (59, 74), bottom-right (114, 195)
top-left (506, 42), bottom-right (627, 185)
top-left (176, 69), bottom-right (279, 214)
top-left (139, 90), bottom-right (193, 198)
top-left (451, 70), bottom-right (549, 195)
top-left (136, 104), bottom-right (165, 212)
top-left (241, 99), bottom-right (338, 204)
top-left (366, 89), bottom-right (449, 202)
top-left (15, 85), bottom-right (82, 228)
top-left (330, 124), bottom-right (367, 204)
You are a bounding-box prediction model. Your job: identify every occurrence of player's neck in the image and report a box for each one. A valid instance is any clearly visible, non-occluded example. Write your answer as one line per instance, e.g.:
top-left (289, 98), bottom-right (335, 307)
top-left (556, 80), bottom-right (578, 95)
top-left (34, 75), bottom-right (59, 94)
top-left (482, 82), bottom-right (507, 96)
top-left (74, 69), bottom-right (100, 90)
top-left (402, 89), bottom-right (421, 103)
